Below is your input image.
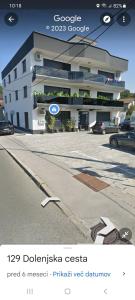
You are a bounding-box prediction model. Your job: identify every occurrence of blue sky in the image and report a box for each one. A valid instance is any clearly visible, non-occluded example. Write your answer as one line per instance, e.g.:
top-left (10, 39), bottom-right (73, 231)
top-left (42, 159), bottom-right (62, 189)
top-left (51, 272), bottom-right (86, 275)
top-left (0, 9), bottom-right (135, 91)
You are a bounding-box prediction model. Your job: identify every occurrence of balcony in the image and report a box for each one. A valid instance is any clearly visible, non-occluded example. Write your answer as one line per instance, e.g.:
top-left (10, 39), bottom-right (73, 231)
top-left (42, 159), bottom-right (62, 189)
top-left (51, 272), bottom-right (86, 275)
top-left (32, 65), bottom-right (125, 89)
top-left (34, 95), bottom-right (124, 109)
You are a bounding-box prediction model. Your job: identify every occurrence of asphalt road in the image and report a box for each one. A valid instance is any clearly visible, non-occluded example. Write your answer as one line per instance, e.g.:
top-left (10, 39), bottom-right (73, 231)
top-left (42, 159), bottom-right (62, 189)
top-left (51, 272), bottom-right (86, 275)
top-left (0, 148), bottom-right (87, 244)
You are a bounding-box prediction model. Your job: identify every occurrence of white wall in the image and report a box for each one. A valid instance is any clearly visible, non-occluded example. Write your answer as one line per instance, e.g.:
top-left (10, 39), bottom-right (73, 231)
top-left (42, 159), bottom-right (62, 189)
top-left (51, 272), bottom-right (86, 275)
top-left (113, 92), bottom-right (120, 100)
top-left (3, 52), bottom-right (33, 130)
top-left (71, 63), bottom-right (80, 71)
top-left (32, 109), bottom-right (46, 131)
top-left (90, 67), bottom-right (98, 74)
top-left (90, 90), bottom-right (97, 98)
top-left (89, 111), bottom-right (96, 127)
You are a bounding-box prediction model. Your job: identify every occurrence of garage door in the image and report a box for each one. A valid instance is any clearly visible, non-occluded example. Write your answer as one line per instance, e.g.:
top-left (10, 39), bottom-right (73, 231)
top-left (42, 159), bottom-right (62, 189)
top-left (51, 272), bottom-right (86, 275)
top-left (96, 112), bottom-right (110, 122)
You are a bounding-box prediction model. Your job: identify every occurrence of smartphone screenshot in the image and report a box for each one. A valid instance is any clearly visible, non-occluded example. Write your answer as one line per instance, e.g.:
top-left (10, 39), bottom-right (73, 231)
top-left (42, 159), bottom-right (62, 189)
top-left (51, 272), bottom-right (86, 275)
top-left (0, 0), bottom-right (135, 298)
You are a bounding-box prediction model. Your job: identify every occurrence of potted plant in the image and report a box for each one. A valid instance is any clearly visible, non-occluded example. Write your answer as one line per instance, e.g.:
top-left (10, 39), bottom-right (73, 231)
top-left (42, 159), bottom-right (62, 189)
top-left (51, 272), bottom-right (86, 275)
top-left (71, 119), bottom-right (76, 131)
top-left (47, 115), bottom-right (56, 133)
top-left (65, 119), bottom-right (75, 132)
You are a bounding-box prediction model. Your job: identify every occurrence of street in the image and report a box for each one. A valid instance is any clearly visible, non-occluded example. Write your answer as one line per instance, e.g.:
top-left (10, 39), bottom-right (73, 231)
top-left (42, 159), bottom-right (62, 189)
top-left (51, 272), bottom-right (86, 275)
top-left (0, 148), bottom-right (87, 244)
top-left (0, 131), bottom-right (135, 244)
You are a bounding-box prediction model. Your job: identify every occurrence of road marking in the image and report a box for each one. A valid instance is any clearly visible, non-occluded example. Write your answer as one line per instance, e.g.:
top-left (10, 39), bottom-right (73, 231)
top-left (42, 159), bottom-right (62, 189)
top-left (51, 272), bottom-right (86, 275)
top-left (41, 197), bottom-right (60, 207)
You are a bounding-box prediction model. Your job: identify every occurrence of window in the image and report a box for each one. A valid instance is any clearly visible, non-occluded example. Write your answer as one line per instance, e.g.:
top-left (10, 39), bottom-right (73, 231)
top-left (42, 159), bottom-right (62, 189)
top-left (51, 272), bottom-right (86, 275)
top-left (4, 96), bottom-right (7, 104)
top-left (3, 79), bottom-right (6, 87)
top-left (80, 66), bottom-right (91, 73)
top-left (44, 85), bottom-right (70, 96)
top-left (14, 68), bottom-right (17, 79)
top-left (8, 74), bottom-right (11, 83)
top-left (22, 59), bottom-right (26, 73)
top-left (97, 92), bottom-right (113, 100)
top-left (9, 93), bottom-right (11, 102)
top-left (43, 58), bottom-right (71, 71)
top-left (98, 70), bottom-right (114, 80)
top-left (24, 112), bottom-right (29, 129)
top-left (10, 113), bottom-right (13, 124)
top-left (16, 112), bottom-right (20, 127)
top-left (15, 90), bottom-right (18, 101)
top-left (23, 86), bottom-right (27, 98)
top-left (79, 89), bottom-right (90, 98)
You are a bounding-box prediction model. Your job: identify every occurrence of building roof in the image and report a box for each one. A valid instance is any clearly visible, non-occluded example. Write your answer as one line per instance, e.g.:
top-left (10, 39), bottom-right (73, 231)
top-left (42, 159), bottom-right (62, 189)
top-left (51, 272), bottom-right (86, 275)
top-left (1, 31), bottom-right (128, 79)
top-left (68, 34), bottom-right (97, 46)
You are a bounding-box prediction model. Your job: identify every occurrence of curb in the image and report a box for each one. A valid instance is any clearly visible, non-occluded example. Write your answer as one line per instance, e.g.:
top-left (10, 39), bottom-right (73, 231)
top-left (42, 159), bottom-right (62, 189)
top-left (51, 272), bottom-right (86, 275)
top-left (6, 148), bottom-right (91, 241)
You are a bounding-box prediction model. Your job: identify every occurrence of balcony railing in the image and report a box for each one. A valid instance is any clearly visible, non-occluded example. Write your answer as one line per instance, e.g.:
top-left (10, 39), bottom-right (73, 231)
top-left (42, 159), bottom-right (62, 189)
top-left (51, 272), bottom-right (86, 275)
top-left (32, 66), bottom-right (125, 88)
top-left (34, 95), bottom-right (124, 108)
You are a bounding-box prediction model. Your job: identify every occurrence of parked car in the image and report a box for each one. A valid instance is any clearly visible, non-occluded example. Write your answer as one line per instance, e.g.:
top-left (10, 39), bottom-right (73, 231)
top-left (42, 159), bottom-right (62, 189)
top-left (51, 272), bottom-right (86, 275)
top-left (119, 119), bottom-right (134, 131)
top-left (0, 121), bottom-right (14, 135)
top-left (92, 121), bottom-right (120, 134)
top-left (109, 131), bottom-right (135, 149)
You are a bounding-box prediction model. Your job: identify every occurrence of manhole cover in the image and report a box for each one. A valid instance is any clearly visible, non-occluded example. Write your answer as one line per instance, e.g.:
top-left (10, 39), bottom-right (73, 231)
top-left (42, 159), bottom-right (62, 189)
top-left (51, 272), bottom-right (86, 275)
top-left (74, 173), bottom-right (109, 192)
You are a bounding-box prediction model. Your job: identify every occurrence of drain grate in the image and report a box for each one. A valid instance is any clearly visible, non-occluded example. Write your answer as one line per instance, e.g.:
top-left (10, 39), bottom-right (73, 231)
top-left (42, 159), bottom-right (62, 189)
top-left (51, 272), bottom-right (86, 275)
top-left (74, 173), bottom-right (110, 192)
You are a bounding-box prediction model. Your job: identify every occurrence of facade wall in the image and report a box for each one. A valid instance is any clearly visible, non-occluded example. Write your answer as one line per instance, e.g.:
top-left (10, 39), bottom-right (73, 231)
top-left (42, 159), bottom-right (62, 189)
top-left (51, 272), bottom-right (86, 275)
top-left (89, 111), bottom-right (97, 128)
top-left (3, 52), bottom-right (33, 130)
top-left (2, 35), bottom-right (127, 133)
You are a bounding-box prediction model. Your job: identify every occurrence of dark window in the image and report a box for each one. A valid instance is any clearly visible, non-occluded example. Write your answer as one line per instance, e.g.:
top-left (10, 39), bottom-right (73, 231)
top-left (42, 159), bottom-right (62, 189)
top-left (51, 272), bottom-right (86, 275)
top-left (3, 79), bottom-right (6, 87)
top-left (22, 59), bottom-right (26, 73)
top-left (10, 113), bottom-right (13, 124)
top-left (15, 90), bottom-right (18, 101)
top-left (43, 58), bottom-right (71, 71)
top-left (44, 85), bottom-right (70, 96)
top-left (96, 112), bottom-right (110, 122)
top-left (9, 93), bottom-right (11, 102)
top-left (97, 92), bottom-right (113, 101)
top-left (79, 89), bottom-right (90, 97)
top-left (8, 74), bottom-right (11, 83)
top-left (24, 112), bottom-right (29, 129)
top-left (16, 112), bottom-right (20, 127)
top-left (23, 86), bottom-right (27, 98)
top-left (5, 96), bottom-right (7, 104)
top-left (14, 68), bottom-right (17, 79)
top-left (98, 70), bottom-right (114, 80)
top-left (80, 66), bottom-right (91, 73)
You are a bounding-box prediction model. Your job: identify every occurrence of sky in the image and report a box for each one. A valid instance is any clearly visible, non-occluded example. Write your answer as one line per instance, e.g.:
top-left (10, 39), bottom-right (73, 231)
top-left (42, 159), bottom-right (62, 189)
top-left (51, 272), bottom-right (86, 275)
top-left (0, 8), bottom-right (135, 91)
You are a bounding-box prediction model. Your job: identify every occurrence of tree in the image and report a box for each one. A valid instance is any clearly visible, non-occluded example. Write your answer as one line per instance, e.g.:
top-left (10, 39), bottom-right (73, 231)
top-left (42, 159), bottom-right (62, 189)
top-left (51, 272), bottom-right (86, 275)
top-left (120, 89), bottom-right (130, 98)
top-left (126, 105), bottom-right (135, 116)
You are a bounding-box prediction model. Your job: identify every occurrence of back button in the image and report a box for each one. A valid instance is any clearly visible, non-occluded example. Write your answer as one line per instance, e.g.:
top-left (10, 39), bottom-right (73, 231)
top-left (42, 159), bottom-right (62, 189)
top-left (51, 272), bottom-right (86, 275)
top-left (4, 12), bottom-right (18, 26)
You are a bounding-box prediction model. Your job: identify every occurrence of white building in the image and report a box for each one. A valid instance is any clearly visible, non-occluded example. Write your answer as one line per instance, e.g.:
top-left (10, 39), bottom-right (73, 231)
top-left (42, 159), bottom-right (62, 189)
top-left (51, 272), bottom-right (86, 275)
top-left (1, 32), bottom-right (128, 133)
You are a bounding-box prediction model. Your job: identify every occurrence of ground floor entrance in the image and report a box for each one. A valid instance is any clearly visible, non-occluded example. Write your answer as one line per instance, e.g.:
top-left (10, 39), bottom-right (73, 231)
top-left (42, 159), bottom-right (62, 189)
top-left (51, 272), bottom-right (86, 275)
top-left (31, 106), bottom-right (119, 133)
top-left (78, 111), bottom-right (89, 130)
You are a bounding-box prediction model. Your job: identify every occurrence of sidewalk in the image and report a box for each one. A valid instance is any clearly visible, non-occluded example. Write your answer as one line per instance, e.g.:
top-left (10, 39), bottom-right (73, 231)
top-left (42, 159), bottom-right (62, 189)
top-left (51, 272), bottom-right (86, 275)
top-left (0, 134), bottom-right (135, 243)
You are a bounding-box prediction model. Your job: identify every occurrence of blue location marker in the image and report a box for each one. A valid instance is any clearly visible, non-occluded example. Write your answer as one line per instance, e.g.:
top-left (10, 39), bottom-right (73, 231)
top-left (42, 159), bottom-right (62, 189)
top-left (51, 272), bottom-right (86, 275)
top-left (49, 104), bottom-right (60, 115)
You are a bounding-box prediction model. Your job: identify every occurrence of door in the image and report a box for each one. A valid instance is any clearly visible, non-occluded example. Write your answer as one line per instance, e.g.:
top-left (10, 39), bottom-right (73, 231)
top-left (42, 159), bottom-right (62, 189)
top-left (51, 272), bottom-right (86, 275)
top-left (16, 112), bottom-right (20, 127)
top-left (24, 112), bottom-right (29, 129)
top-left (10, 113), bottom-right (13, 124)
top-left (79, 111), bottom-right (89, 130)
